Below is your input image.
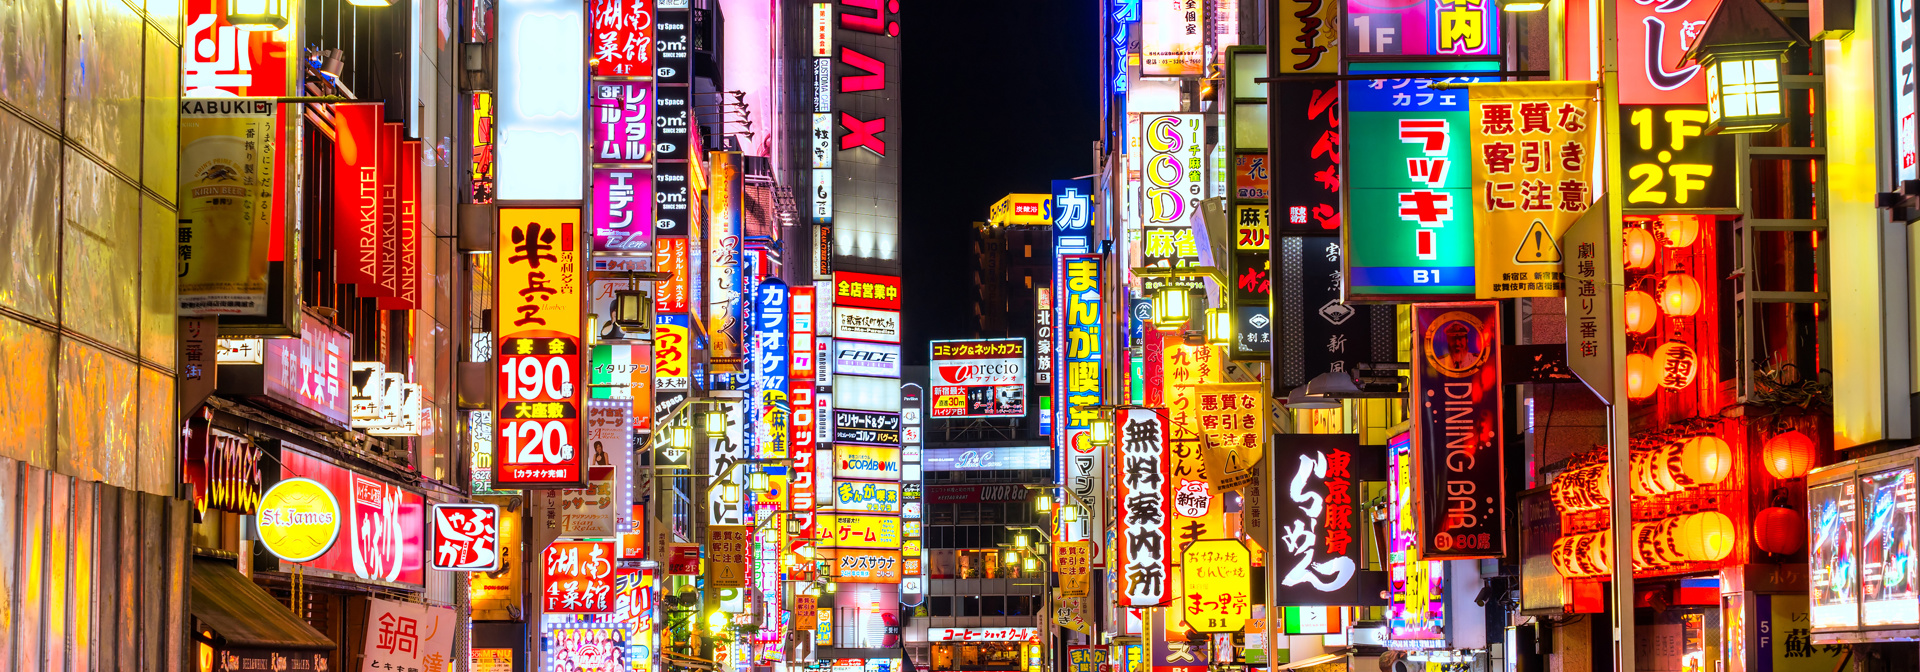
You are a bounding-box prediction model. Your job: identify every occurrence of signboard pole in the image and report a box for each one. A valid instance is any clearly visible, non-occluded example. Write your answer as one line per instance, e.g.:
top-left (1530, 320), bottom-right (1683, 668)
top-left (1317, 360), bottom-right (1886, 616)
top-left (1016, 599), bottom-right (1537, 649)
top-left (1598, 0), bottom-right (1636, 665)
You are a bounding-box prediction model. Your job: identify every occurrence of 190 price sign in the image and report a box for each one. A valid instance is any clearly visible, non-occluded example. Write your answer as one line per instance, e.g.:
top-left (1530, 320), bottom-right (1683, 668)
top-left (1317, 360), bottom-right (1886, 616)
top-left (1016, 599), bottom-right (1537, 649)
top-left (494, 208), bottom-right (588, 488)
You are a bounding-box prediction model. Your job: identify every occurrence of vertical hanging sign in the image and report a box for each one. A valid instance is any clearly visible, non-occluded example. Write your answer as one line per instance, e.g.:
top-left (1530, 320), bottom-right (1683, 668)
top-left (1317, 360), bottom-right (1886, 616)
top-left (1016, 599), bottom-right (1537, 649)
top-left (495, 209), bottom-right (588, 488)
top-left (1269, 434), bottom-right (1365, 604)
top-left (332, 103), bottom-right (384, 287)
top-left (1055, 255), bottom-right (1104, 512)
top-left (1410, 302), bottom-right (1504, 558)
top-left (1116, 408), bottom-right (1173, 607)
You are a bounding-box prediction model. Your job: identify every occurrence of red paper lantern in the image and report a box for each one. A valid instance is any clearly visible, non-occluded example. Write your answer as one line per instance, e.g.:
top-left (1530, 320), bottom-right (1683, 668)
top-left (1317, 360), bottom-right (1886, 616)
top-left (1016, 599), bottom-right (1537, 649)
top-left (1662, 274), bottom-right (1704, 317)
top-left (1627, 353), bottom-right (1657, 399)
top-left (1624, 227), bottom-right (1658, 270)
top-left (1753, 506), bottom-right (1804, 555)
top-left (1625, 290), bottom-right (1660, 334)
top-left (1762, 429), bottom-right (1817, 480)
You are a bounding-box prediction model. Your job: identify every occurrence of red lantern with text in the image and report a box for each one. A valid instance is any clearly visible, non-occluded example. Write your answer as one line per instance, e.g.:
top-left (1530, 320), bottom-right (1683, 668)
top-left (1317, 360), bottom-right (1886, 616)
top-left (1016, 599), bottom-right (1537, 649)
top-left (1753, 507), bottom-right (1804, 555)
top-left (1658, 215), bottom-right (1702, 248)
top-left (1652, 341), bottom-right (1698, 391)
top-left (1761, 429), bottom-right (1815, 480)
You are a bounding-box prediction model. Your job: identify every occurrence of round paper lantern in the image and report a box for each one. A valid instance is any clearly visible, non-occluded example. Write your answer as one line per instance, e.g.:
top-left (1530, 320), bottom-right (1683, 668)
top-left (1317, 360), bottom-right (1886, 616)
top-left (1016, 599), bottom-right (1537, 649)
top-left (1624, 227), bottom-right (1658, 270)
top-left (1655, 516), bottom-right (1694, 565)
top-left (1627, 353), bottom-right (1658, 399)
top-left (1584, 531), bottom-right (1612, 575)
top-left (1675, 435), bottom-right (1733, 486)
top-left (1625, 290), bottom-right (1661, 334)
top-left (1653, 341), bottom-right (1699, 391)
top-left (1753, 507), bottom-right (1805, 555)
top-left (1660, 214), bottom-right (1702, 248)
top-left (1677, 511), bottom-right (1737, 562)
top-left (1762, 429), bottom-right (1817, 480)
top-left (1652, 442), bottom-right (1684, 494)
top-left (1662, 274), bottom-right (1704, 316)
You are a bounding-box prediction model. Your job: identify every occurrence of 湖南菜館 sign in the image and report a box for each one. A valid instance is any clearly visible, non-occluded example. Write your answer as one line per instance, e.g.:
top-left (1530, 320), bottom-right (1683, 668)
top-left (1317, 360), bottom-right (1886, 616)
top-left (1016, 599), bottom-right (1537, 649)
top-left (929, 338), bottom-right (1027, 418)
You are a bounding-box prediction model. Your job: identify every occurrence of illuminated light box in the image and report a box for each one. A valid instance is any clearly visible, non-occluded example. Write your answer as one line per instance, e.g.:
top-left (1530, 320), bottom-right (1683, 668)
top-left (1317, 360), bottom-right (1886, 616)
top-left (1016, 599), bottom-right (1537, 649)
top-left (1809, 445), bottom-right (1920, 643)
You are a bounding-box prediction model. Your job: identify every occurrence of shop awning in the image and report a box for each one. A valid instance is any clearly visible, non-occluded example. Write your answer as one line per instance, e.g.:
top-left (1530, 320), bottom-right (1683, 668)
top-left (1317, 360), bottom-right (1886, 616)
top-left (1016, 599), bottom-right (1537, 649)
top-left (189, 558), bottom-right (335, 651)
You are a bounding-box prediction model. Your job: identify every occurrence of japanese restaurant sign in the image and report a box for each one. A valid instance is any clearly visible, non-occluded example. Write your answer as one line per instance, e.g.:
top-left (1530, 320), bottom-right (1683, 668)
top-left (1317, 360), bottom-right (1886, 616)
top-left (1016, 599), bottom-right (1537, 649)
top-left (1116, 408), bottom-right (1174, 607)
top-left (590, 0), bottom-right (655, 77)
top-left (1275, 0), bottom-right (1339, 73)
top-left (1616, 0), bottom-right (1719, 104)
top-left (1270, 434), bottom-right (1365, 605)
top-left (431, 503), bottom-right (503, 571)
top-left (276, 448), bottom-right (427, 586)
top-left (1272, 83), bottom-right (1341, 235)
top-left (1140, 114), bottom-right (1205, 294)
top-left (1343, 0), bottom-right (1497, 56)
top-left (1181, 540), bottom-right (1253, 633)
top-left (495, 208), bottom-right (587, 488)
top-left (544, 540), bottom-right (617, 613)
top-left (1469, 82), bottom-right (1596, 299)
top-left (1345, 61), bottom-right (1498, 300)
top-left (364, 599), bottom-right (457, 672)
top-left (1411, 302), bottom-right (1504, 558)
top-left (263, 310), bottom-right (352, 427)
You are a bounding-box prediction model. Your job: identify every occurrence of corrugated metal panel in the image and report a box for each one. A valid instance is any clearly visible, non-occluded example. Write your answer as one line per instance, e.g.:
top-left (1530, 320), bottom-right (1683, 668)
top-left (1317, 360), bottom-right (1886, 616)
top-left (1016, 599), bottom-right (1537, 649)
top-left (0, 0), bottom-right (63, 126)
top-left (64, 0), bottom-right (144, 175)
top-left (15, 465), bottom-right (45, 672)
top-left (0, 317), bottom-right (55, 468)
top-left (61, 150), bottom-right (141, 355)
top-left (0, 109), bottom-right (60, 321)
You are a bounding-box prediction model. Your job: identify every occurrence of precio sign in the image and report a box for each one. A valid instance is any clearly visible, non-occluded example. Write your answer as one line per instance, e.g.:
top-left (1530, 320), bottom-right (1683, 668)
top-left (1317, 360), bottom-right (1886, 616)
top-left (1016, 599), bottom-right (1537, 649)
top-left (929, 338), bottom-right (1026, 418)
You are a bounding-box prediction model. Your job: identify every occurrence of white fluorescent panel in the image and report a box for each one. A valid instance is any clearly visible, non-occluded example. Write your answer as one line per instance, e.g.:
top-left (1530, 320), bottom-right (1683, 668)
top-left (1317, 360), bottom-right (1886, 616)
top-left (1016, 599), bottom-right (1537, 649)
top-left (499, 0), bottom-right (585, 200)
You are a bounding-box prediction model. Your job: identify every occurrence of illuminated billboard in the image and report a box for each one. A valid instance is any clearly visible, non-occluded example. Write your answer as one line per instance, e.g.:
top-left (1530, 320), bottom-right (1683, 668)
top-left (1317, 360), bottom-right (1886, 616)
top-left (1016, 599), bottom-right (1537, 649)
top-left (929, 339), bottom-right (1027, 418)
top-left (494, 208), bottom-right (587, 488)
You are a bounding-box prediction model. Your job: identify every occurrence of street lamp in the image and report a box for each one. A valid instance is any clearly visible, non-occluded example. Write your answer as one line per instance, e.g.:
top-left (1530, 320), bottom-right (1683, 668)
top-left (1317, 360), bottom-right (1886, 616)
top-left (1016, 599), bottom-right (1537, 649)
top-left (1015, 534), bottom-right (1029, 548)
top-left (671, 425), bottom-right (693, 449)
top-left (1151, 286), bottom-right (1194, 328)
top-left (1089, 415), bottom-right (1114, 445)
top-left (704, 406), bottom-right (728, 434)
top-left (1034, 493), bottom-right (1052, 512)
top-left (600, 288), bottom-right (654, 342)
top-left (748, 470), bottom-right (770, 492)
top-left (226, 0), bottom-right (291, 28)
top-left (1682, 0), bottom-right (1808, 133)
top-left (1204, 308), bottom-right (1233, 345)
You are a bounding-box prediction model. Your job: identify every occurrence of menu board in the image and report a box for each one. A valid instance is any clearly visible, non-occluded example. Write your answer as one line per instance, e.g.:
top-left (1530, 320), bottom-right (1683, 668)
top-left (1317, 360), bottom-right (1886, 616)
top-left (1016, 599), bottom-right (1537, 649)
top-left (1860, 467), bottom-right (1919, 626)
top-left (1809, 480), bottom-right (1859, 630)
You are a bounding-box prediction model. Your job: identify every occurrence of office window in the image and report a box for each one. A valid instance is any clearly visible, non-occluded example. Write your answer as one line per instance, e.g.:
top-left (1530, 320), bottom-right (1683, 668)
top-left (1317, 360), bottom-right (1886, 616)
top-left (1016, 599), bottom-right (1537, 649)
top-left (982, 596), bottom-right (1005, 616)
top-left (931, 596), bottom-right (952, 617)
top-left (1006, 596), bottom-right (1030, 616)
top-left (931, 504), bottom-right (955, 525)
top-left (959, 596), bottom-right (980, 616)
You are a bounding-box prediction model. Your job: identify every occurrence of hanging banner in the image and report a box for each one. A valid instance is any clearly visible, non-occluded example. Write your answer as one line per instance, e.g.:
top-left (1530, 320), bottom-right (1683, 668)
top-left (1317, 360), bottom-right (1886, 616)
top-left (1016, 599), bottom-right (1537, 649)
top-left (1345, 61), bottom-right (1499, 300)
top-left (1181, 540), bottom-right (1253, 632)
top-left (1411, 302), bottom-right (1505, 558)
top-left (654, 236), bottom-right (691, 313)
top-left (495, 208), bottom-right (587, 488)
top-left (1116, 408), bottom-right (1174, 607)
top-left (1191, 383), bottom-right (1267, 487)
top-left (707, 151), bottom-right (744, 362)
top-left (1162, 342), bottom-right (1223, 437)
top-left (544, 540), bottom-right (617, 613)
top-left (1560, 197), bottom-right (1614, 401)
top-left (378, 140), bottom-right (422, 309)
top-left (1470, 82), bottom-right (1597, 299)
top-left (431, 503), bottom-right (503, 571)
top-left (371, 123), bottom-right (403, 300)
top-left (707, 525), bottom-right (749, 588)
top-left (1055, 255), bottom-right (1104, 510)
top-left (1270, 434), bottom-right (1366, 604)
top-left (332, 102), bottom-right (384, 287)
top-left (178, 99), bottom-right (277, 316)
top-left (1141, 0), bottom-right (1204, 76)
top-left (1343, 0), bottom-right (1498, 57)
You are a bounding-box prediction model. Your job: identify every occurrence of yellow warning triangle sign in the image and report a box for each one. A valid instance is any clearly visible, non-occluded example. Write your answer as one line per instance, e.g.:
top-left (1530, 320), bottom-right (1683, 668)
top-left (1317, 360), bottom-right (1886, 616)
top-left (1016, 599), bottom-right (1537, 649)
top-left (1513, 219), bottom-right (1563, 264)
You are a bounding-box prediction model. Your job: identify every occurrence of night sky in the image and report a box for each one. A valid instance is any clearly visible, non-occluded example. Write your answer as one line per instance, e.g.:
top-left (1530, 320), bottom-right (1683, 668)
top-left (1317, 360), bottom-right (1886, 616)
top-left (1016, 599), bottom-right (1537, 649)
top-left (899, 0), bottom-right (1100, 364)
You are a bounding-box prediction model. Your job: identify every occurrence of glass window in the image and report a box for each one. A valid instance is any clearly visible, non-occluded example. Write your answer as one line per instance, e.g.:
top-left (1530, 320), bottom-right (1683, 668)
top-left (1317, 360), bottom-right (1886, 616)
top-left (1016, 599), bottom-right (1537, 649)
top-left (959, 595), bottom-right (980, 616)
top-left (931, 503), bottom-right (955, 525)
top-left (1006, 595), bottom-right (1029, 616)
top-left (957, 503), bottom-right (980, 525)
top-left (930, 596), bottom-right (951, 617)
top-left (982, 596), bottom-right (1005, 615)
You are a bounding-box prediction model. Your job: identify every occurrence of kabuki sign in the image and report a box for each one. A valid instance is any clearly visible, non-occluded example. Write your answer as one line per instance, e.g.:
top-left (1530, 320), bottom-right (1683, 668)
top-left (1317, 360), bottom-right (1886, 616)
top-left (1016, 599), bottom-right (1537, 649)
top-left (544, 540), bottom-right (617, 613)
top-left (495, 209), bottom-right (587, 488)
top-left (1116, 408), bottom-right (1174, 607)
top-left (1270, 434), bottom-right (1366, 605)
top-left (431, 504), bottom-right (503, 571)
top-left (1411, 302), bottom-right (1505, 558)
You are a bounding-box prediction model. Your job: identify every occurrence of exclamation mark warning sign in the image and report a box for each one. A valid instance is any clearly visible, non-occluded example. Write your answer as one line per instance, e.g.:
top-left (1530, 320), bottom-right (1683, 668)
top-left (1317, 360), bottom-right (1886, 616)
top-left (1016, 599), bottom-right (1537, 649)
top-left (1513, 219), bottom-right (1562, 264)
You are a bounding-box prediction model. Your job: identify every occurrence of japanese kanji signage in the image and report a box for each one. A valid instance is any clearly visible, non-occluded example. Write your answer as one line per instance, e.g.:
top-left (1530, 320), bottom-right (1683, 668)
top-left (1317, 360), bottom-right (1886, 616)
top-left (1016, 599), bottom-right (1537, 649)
top-left (1191, 383), bottom-right (1267, 486)
top-left (185, 0), bottom-right (294, 97)
top-left (544, 540), bottom-right (617, 612)
top-left (755, 280), bottom-right (792, 459)
top-left (431, 503), bottom-right (502, 571)
top-left (1560, 197), bottom-right (1614, 401)
top-left (590, 0), bottom-right (655, 77)
top-left (1274, 0), bottom-right (1339, 73)
top-left (1181, 540), bottom-right (1252, 632)
top-left (1056, 540), bottom-right (1093, 596)
top-left (365, 599), bottom-right (457, 672)
top-left (1055, 255), bottom-right (1104, 509)
top-left (1411, 302), bottom-right (1505, 558)
top-left (592, 167), bottom-right (653, 254)
top-left (1140, 114), bottom-right (1205, 294)
top-left (1276, 236), bottom-right (1387, 389)
top-left (653, 313), bottom-right (691, 391)
top-left (276, 448), bottom-right (427, 586)
top-left (835, 550), bottom-right (904, 583)
top-left (1345, 61), bottom-right (1499, 300)
top-left (1616, 0), bottom-right (1720, 104)
top-left (708, 525), bottom-right (749, 588)
top-left (1469, 82), bottom-right (1596, 299)
top-left (929, 338), bottom-right (1027, 418)
top-left (178, 99), bottom-right (277, 317)
top-left (494, 208), bottom-right (587, 488)
top-left (1116, 408), bottom-right (1173, 607)
top-left (1270, 434), bottom-right (1365, 605)
top-left (1343, 0), bottom-right (1497, 57)
top-left (1272, 82), bottom-right (1342, 235)
top-left (833, 271), bottom-right (902, 310)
